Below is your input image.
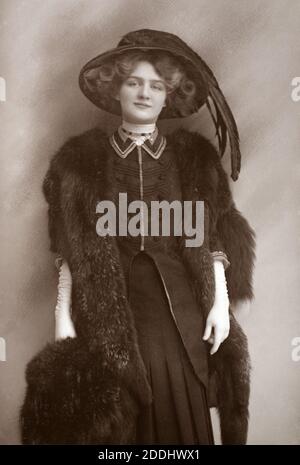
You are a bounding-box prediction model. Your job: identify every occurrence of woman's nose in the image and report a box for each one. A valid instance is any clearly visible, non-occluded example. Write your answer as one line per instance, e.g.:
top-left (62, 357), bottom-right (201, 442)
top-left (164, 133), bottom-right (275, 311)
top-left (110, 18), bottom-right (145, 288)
top-left (138, 83), bottom-right (150, 99)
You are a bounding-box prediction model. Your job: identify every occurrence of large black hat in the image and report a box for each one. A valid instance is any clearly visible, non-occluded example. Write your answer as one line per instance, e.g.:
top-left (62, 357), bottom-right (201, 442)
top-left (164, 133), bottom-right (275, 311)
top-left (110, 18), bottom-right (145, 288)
top-left (79, 29), bottom-right (241, 180)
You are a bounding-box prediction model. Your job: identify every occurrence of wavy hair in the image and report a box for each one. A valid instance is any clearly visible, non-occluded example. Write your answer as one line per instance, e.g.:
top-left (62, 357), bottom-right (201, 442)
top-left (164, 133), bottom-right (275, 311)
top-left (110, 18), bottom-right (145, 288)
top-left (84, 51), bottom-right (198, 117)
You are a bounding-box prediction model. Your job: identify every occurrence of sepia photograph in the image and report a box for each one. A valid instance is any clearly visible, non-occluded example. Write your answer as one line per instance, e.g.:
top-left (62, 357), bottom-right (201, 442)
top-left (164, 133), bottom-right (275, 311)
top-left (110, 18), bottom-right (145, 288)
top-left (0, 0), bottom-right (299, 449)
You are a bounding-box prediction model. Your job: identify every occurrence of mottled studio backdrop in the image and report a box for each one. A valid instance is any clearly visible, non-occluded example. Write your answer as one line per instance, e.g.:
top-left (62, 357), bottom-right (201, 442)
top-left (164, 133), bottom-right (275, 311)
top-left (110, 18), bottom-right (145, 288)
top-left (0, 0), bottom-right (300, 444)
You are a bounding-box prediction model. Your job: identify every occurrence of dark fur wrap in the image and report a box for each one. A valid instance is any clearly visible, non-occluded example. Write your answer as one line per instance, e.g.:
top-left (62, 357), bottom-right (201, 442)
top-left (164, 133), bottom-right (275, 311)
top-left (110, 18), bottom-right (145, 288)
top-left (20, 128), bottom-right (256, 445)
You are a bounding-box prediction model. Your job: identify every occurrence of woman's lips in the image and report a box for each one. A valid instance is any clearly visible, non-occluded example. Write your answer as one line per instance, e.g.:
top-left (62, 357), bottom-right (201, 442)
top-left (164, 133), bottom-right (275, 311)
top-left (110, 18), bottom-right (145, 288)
top-left (134, 103), bottom-right (152, 108)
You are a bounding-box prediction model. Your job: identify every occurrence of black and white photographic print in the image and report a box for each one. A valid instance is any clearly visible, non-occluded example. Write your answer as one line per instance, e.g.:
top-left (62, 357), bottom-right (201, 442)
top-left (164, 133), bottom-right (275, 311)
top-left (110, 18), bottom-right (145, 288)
top-left (0, 0), bottom-right (299, 448)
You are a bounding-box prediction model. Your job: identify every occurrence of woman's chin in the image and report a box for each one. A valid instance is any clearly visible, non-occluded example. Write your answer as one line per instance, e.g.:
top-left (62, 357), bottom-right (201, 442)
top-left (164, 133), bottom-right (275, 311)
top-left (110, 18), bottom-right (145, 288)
top-left (123, 111), bottom-right (159, 125)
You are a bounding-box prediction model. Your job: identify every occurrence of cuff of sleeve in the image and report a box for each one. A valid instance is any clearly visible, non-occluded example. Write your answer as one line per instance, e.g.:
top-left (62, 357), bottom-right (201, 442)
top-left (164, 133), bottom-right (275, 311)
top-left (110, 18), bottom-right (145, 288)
top-left (54, 255), bottom-right (63, 270)
top-left (211, 250), bottom-right (230, 270)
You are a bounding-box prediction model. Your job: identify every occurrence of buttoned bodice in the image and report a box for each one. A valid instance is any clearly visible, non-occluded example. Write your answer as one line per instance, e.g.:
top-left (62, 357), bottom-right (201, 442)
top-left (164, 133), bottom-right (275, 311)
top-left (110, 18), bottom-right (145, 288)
top-left (109, 128), bottom-right (183, 253)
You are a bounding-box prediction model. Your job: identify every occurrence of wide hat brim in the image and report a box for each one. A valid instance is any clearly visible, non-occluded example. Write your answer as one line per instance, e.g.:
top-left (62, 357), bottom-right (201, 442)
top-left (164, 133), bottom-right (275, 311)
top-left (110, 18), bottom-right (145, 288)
top-left (78, 29), bottom-right (241, 180)
top-left (79, 46), bottom-right (208, 119)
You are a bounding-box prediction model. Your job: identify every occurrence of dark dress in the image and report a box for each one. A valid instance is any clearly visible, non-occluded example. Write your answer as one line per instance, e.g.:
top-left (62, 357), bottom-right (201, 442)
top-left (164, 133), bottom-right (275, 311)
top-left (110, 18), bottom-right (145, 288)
top-left (110, 128), bottom-right (214, 445)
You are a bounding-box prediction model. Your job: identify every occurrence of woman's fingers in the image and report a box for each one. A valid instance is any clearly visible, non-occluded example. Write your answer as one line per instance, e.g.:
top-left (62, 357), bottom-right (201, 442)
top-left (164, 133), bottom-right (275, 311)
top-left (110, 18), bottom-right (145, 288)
top-left (209, 326), bottom-right (230, 354)
top-left (203, 310), bottom-right (230, 353)
top-left (202, 321), bottom-right (212, 341)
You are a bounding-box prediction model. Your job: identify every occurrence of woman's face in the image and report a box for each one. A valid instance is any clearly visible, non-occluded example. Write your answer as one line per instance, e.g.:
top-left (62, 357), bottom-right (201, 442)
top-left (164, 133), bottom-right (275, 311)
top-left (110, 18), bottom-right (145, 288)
top-left (115, 60), bottom-right (167, 124)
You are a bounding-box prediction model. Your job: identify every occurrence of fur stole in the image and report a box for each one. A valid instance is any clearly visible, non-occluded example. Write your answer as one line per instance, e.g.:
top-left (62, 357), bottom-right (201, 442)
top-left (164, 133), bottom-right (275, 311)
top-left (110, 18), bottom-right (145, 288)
top-left (20, 127), bottom-right (256, 445)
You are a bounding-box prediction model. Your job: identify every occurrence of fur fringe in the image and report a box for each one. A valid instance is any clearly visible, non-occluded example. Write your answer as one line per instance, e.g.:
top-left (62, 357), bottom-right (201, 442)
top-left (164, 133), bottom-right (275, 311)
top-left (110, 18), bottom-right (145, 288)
top-left (20, 337), bottom-right (139, 444)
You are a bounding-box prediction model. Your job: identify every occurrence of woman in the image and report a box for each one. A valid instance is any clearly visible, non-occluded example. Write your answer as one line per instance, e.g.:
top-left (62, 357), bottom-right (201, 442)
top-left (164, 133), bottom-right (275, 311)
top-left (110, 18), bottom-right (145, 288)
top-left (20, 29), bottom-right (256, 445)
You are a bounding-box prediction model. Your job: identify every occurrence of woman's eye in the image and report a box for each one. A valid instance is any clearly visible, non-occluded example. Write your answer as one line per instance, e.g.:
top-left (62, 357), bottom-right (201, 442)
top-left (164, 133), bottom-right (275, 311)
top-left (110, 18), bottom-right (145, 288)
top-left (152, 84), bottom-right (164, 91)
top-left (127, 80), bottom-right (138, 87)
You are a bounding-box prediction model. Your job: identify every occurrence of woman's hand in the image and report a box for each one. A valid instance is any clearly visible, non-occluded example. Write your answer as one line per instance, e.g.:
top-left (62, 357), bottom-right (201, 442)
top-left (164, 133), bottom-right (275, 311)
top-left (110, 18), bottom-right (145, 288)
top-left (203, 260), bottom-right (230, 355)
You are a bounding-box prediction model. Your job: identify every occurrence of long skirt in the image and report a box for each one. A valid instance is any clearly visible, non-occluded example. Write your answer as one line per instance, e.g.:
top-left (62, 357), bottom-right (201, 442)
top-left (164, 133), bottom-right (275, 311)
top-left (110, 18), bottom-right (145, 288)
top-left (123, 248), bottom-right (214, 445)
